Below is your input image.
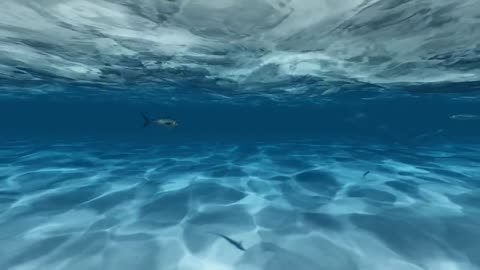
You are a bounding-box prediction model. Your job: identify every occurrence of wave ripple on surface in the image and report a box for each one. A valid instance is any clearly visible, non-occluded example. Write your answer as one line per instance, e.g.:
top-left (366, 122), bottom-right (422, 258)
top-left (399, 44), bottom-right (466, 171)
top-left (1, 0), bottom-right (480, 98)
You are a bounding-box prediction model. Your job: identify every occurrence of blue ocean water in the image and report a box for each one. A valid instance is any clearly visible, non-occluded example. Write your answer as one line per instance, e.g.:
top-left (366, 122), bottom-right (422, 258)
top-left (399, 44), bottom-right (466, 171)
top-left (1, 1), bottom-right (480, 270)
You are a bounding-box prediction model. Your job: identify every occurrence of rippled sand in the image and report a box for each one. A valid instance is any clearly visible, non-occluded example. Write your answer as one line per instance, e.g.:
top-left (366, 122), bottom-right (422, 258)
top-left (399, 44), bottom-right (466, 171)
top-left (1, 141), bottom-right (479, 270)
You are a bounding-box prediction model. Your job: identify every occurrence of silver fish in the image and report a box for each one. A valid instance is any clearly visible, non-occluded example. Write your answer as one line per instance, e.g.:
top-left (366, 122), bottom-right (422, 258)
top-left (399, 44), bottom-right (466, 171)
top-left (211, 233), bottom-right (245, 251)
top-left (450, 114), bottom-right (480, 121)
top-left (141, 112), bottom-right (178, 128)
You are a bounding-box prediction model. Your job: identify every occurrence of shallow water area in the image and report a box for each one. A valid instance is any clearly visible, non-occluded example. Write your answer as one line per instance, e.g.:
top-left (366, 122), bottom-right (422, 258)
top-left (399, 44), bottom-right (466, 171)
top-left (1, 140), bottom-right (480, 270)
top-left (2, 0), bottom-right (480, 269)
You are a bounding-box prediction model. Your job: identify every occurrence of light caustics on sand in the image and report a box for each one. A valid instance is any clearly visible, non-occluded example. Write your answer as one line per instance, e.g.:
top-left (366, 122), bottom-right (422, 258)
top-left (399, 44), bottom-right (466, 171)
top-left (0, 142), bottom-right (479, 270)
top-left (1, 0), bottom-right (480, 98)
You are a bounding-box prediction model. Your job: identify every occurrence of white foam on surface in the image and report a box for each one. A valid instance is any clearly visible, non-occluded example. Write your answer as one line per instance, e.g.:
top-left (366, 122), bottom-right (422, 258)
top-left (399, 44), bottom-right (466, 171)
top-left (1, 0), bottom-right (480, 98)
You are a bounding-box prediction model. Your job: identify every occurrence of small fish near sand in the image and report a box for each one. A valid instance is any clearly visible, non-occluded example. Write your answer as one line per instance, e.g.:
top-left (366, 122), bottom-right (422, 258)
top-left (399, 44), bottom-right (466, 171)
top-left (211, 233), bottom-right (246, 251)
top-left (141, 112), bottom-right (178, 128)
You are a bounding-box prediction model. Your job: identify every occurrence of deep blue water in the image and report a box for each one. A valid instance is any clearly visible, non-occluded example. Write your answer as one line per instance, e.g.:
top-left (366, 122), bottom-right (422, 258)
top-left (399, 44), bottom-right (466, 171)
top-left (2, 1), bottom-right (480, 270)
top-left (1, 94), bottom-right (480, 270)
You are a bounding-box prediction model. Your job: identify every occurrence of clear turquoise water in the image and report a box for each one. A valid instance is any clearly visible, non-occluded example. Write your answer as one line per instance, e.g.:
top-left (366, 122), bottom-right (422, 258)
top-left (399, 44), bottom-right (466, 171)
top-left (1, 1), bottom-right (480, 269)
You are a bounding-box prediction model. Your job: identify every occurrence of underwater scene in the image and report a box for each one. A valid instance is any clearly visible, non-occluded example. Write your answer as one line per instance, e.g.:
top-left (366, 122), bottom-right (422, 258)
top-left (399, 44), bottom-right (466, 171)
top-left (1, 1), bottom-right (480, 270)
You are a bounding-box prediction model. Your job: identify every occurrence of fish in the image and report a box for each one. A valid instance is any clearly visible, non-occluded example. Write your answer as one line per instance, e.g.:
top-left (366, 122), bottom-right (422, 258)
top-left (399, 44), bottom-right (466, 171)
top-left (412, 129), bottom-right (444, 143)
top-left (141, 112), bottom-right (178, 128)
top-left (211, 233), bottom-right (246, 251)
top-left (450, 114), bottom-right (480, 121)
top-left (362, 171), bottom-right (370, 179)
